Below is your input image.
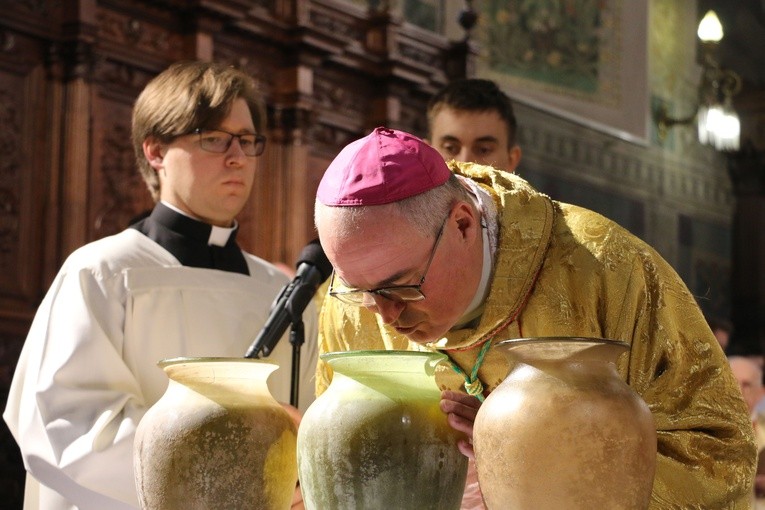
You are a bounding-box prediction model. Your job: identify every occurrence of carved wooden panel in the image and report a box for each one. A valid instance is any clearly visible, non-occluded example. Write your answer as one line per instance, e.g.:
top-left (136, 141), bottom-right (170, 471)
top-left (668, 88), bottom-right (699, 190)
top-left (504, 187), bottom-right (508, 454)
top-left (0, 9), bottom-right (60, 508)
top-left (0, 0), bottom-right (63, 37)
top-left (89, 93), bottom-right (153, 239)
top-left (0, 29), bottom-right (54, 330)
top-left (95, 4), bottom-right (187, 65)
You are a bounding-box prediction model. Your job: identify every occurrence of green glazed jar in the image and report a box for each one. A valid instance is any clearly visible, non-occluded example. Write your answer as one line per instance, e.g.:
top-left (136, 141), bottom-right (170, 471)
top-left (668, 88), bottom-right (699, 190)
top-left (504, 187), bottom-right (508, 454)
top-left (297, 350), bottom-right (468, 510)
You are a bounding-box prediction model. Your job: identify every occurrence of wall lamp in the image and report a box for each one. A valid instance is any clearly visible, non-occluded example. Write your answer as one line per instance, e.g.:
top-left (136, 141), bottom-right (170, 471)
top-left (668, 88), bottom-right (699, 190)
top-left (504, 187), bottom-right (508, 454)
top-left (656, 10), bottom-right (742, 151)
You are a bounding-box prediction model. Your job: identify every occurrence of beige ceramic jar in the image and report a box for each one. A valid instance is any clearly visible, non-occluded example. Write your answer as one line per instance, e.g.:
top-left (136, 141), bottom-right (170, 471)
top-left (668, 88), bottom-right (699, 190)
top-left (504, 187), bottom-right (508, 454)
top-left (297, 350), bottom-right (468, 510)
top-left (133, 357), bottom-right (297, 510)
top-left (473, 337), bottom-right (656, 509)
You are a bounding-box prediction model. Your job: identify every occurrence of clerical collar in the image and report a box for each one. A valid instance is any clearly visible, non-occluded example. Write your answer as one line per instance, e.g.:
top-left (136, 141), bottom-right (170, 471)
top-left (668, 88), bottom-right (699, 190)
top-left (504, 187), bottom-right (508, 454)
top-left (131, 202), bottom-right (249, 275)
top-left (452, 177), bottom-right (498, 329)
top-left (160, 201), bottom-right (237, 247)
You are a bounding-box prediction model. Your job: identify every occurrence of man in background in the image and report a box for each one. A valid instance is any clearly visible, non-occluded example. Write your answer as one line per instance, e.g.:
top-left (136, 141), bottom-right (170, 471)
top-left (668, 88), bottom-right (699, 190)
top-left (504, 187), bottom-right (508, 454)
top-left (426, 78), bottom-right (521, 173)
top-left (729, 356), bottom-right (765, 504)
top-left (4, 61), bottom-right (315, 509)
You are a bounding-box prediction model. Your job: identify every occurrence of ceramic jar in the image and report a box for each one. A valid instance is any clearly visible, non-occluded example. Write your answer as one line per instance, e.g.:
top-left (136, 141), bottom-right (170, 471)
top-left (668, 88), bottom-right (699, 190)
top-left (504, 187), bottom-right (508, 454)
top-left (473, 337), bottom-right (656, 509)
top-left (133, 357), bottom-right (297, 510)
top-left (297, 350), bottom-right (468, 509)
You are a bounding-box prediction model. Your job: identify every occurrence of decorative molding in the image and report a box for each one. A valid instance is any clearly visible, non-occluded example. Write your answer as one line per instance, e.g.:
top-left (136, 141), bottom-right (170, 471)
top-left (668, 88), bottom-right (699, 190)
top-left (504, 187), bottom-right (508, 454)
top-left (95, 9), bottom-right (184, 62)
top-left (0, 29), bottom-right (45, 74)
top-left (312, 70), bottom-right (366, 118)
top-left (517, 102), bottom-right (733, 222)
top-left (91, 59), bottom-right (154, 97)
top-left (308, 7), bottom-right (364, 42)
top-left (308, 123), bottom-right (358, 154)
top-left (53, 39), bottom-right (95, 80)
top-left (213, 38), bottom-right (277, 92)
top-left (268, 104), bottom-right (314, 143)
top-left (396, 40), bottom-right (439, 67)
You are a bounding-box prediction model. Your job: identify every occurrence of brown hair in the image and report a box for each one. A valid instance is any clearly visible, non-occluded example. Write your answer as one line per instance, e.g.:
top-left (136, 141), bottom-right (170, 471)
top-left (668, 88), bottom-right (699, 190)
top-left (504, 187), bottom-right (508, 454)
top-left (131, 61), bottom-right (265, 201)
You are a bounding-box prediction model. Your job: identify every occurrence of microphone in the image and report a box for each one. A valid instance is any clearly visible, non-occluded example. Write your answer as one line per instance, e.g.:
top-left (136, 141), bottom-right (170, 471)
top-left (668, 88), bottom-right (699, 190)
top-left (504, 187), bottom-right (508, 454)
top-left (244, 239), bottom-right (332, 359)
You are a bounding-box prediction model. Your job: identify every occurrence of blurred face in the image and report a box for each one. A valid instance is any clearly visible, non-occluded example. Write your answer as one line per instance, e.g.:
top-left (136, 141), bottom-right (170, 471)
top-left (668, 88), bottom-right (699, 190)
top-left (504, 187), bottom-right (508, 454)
top-left (146, 98), bottom-right (260, 227)
top-left (730, 358), bottom-right (764, 413)
top-left (713, 328), bottom-right (730, 350)
top-left (428, 107), bottom-right (521, 172)
top-left (318, 202), bottom-right (483, 344)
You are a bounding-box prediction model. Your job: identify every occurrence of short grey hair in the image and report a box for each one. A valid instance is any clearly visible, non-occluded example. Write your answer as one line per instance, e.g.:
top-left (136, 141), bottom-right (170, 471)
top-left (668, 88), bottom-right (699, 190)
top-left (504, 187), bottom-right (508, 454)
top-left (315, 173), bottom-right (472, 241)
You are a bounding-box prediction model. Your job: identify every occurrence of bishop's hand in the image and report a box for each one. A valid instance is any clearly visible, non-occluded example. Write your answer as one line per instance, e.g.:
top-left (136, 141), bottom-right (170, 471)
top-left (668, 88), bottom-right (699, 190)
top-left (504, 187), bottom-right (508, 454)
top-left (440, 390), bottom-right (482, 459)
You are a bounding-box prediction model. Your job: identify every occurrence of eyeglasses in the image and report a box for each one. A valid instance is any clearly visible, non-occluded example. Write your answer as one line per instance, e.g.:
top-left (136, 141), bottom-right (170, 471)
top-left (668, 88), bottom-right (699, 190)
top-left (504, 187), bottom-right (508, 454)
top-left (192, 128), bottom-right (266, 157)
top-left (328, 217), bottom-right (447, 306)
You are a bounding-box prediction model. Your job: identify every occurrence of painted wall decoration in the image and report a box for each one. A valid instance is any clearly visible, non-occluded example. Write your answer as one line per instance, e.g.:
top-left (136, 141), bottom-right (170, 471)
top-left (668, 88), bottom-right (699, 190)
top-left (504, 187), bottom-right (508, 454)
top-left (477, 0), bottom-right (649, 144)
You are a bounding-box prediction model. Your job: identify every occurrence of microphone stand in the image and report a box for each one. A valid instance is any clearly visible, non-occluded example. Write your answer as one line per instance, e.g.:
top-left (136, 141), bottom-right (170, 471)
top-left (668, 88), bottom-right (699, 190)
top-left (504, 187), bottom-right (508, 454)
top-left (247, 300), bottom-right (305, 408)
top-left (289, 313), bottom-right (304, 408)
top-left (245, 238), bottom-right (331, 406)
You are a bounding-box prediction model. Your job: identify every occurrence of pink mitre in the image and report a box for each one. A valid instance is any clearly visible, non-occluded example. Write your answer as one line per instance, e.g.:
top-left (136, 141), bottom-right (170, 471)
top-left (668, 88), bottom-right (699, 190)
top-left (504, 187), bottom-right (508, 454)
top-left (316, 126), bottom-right (451, 206)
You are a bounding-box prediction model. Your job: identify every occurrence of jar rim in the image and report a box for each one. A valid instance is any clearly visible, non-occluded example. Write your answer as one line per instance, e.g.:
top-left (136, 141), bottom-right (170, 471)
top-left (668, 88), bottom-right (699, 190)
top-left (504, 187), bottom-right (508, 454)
top-left (158, 356), bottom-right (279, 369)
top-left (494, 337), bottom-right (629, 364)
top-left (321, 349), bottom-right (446, 362)
top-left (321, 349), bottom-right (447, 381)
top-left (495, 337), bottom-right (629, 349)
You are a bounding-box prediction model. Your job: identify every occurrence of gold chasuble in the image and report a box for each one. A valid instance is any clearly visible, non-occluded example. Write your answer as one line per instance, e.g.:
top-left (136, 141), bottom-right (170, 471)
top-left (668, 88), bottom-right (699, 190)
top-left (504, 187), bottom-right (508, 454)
top-left (316, 162), bottom-right (756, 508)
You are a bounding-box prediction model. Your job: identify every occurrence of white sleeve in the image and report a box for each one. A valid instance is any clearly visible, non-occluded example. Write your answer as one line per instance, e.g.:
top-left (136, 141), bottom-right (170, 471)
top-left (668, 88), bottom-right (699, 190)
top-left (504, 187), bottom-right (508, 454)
top-left (4, 264), bottom-right (144, 509)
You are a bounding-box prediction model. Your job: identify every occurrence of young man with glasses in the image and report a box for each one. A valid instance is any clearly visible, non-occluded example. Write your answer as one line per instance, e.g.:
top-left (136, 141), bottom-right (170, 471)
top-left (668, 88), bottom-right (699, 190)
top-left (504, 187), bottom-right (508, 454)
top-left (5, 61), bottom-right (315, 510)
top-left (314, 126), bottom-right (755, 508)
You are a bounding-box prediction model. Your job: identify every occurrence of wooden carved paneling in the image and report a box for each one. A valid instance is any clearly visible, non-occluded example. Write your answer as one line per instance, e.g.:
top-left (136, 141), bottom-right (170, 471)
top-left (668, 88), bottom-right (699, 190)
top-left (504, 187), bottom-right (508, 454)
top-left (94, 5), bottom-right (186, 66)
top-left (0, 30), bottom-right (52, 325)
top-left (214, 32), bottom-right (281, 98)
top-left (303, 0), bottom-right (366, 53)
top-left (313, 68), bottom-right (367, 122)
top-left (91, 58), bottom-right (157, 102)
top-left (0, 0), bottom-right (63, 37)
top-left (308, 123), bottom-right (359, 158)
top-left (238, 143), bottom-right (291, 262)
top-left (90, 98), bottom-right (153, 239)
top-left (0, 17), bottom-right (53, 510)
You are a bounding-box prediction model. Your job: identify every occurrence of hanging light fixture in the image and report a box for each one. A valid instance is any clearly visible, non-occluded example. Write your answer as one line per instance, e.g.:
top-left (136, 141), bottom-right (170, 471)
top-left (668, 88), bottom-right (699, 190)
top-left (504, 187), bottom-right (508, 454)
top-left (697, 9), bottom-right (723, 42)
top-left (656, 10), bottom-right (742, 151)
